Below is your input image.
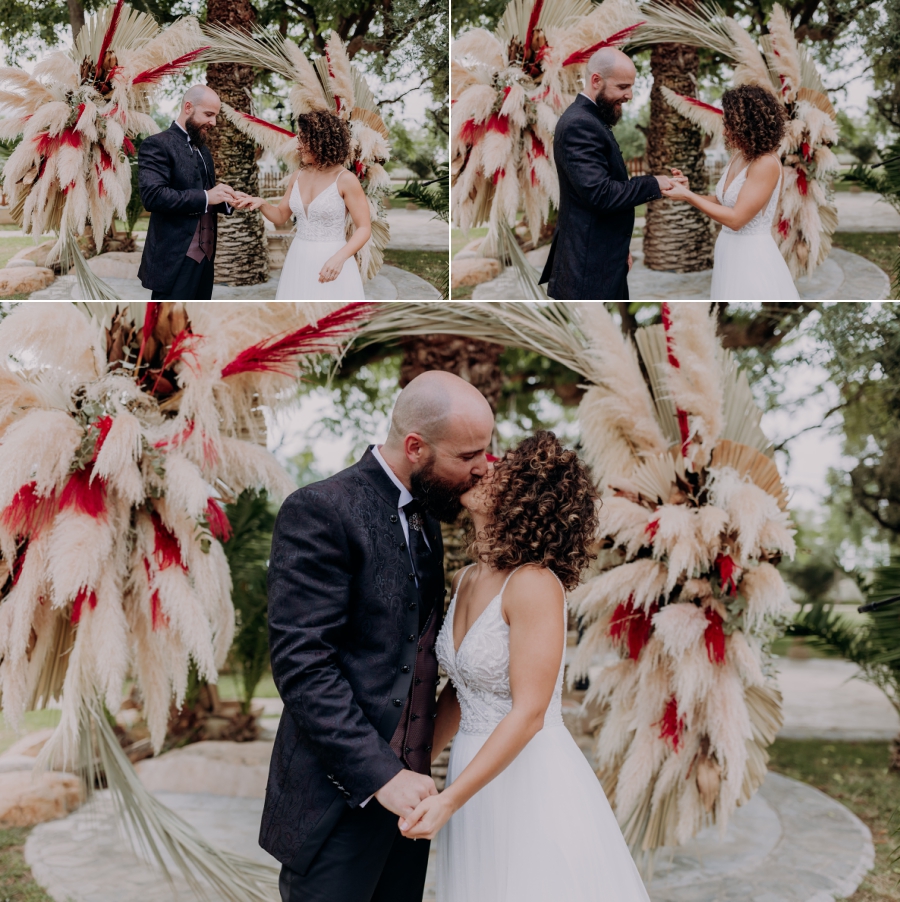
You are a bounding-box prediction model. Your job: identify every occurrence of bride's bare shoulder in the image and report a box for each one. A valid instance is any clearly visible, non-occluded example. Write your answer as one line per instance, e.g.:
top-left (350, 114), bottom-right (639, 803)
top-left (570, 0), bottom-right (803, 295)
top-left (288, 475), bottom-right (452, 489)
top-left (749, 153), bottom-right (782, 180)
top-left (503, 565), bottom-right (565, 617)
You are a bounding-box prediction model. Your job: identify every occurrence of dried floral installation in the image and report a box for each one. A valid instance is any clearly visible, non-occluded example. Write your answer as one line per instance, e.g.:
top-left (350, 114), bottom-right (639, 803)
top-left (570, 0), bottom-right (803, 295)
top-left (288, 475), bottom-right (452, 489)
top-left (201, 27), bottom-right (392, 282)
top-left (0, 1), bottom-right (210, 298)
top-left (639, 2), bottom-right (839, 278)
top-left (450, 0), bottom-right (644, 254)
top-left (0, 300), bottom-right (369, 899)
top-left (361, 301), bottom-right (795, 860)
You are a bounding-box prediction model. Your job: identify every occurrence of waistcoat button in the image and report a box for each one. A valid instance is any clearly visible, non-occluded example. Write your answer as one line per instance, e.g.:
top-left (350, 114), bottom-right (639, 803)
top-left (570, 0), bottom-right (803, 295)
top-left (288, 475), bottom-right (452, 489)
top-left (411, 713), bottom-right (419, 721)
top-left (390, 514), bottom-right (398, 523)
top-left (408, 573), bottom-right (415, 581)
top-left (409, 602), bottom-right (417, 610)
top-left (415, 678), bottom-right (422, 685)
top-left (405, 746), bottom-right (412, 753)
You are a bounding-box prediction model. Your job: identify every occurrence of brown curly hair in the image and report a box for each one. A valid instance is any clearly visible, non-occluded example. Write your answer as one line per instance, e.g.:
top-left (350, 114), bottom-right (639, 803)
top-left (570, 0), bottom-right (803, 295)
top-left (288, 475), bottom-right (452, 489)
top-left (294, 110), bottom-right (351, 168)
top-left (722, 85), bottom-right (788, 161)
top-left (474, 431), bottom-right (599, 591)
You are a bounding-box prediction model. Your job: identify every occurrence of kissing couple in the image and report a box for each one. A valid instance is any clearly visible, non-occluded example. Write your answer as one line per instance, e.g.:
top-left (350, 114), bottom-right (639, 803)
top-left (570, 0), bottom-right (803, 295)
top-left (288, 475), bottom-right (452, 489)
top-left (263, 370), bottom-right (653, 902)
top-left (137, 84), bottom-right (369, 301)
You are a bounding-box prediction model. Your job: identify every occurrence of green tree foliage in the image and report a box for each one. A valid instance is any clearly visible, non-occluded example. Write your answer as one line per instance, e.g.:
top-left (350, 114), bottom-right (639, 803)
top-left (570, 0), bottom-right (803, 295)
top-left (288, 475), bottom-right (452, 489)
top-left (222, 490), bottom-right (277, 713)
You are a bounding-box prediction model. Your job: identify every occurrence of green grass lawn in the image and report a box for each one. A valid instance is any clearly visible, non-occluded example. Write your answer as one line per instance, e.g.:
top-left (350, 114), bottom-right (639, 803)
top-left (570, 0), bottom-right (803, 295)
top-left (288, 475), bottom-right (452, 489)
top-left (0, 709), bottom-right (61, 755)
top-left (832, 231), bottom-right (898, 297)
top-left (0, 828), bottom-right (54, 902)
top-left (768, 739), bottom-right (900, 902)
top-left (215, 671), bottom-right (279, 701)
top-left (382, 248), bottom-right (446, 295)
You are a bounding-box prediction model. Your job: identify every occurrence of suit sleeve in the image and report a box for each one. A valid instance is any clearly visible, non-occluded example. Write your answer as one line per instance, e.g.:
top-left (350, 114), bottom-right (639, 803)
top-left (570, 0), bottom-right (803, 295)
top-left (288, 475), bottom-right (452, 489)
top-left (205, 150), bottom-right (233, 216)
top-left (138, 137), bottom-right (207, 215)
top-left (267, 487), bottom-right (403, 807)
top-left (562, 121), bottom-right (661, 213)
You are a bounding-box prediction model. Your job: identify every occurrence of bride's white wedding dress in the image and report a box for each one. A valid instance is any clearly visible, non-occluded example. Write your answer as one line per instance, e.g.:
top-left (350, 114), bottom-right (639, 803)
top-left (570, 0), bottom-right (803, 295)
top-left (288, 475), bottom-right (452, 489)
top-left (275, 171), bottom-right (365, 300)
top-left (435, 566), bottom-right (651, 902)
top-left (710, 154), bottom-right (799, 300)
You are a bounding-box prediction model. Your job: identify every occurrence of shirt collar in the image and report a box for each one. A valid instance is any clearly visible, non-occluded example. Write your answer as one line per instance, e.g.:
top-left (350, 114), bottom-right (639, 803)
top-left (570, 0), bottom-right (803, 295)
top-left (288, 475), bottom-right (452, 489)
top-left (371, 444), bottom-right (413, 508)
top-left (578, 91), bottom-right (597, 106)
top-left (174, 120), bottom-right (191, 143)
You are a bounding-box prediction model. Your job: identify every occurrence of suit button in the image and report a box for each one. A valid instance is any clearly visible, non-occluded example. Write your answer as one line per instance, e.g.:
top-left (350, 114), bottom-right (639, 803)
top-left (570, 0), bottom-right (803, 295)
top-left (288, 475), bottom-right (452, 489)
top-left (431, 712), bottom-right (437, 719)
top-left (400, 541), bottom-right (406, 550)
top-left (408, 634), bottom-right (416, 642)
top-left (390, 514), bottom-right (398, 523)
top-left (393, 698), bottom-right (403, 707)
top-left (405, 746), bottom-right (412, 753)
top-left (401, 665), bottom-right (410, 673)
top-left (418, 646), bottom-right (423, 653)
top-left (425, 745), bottom-right (432, 752)
top-left (411, 714), bottom-right (419, 721)
top-left (409, 602), bottom-right (417, 610)
top-left (343, 791), bottom-right (351, 799)
top-left (408, 573), bottom-right (415, 581)
top-left (415, 678), bottom-right (422, 686)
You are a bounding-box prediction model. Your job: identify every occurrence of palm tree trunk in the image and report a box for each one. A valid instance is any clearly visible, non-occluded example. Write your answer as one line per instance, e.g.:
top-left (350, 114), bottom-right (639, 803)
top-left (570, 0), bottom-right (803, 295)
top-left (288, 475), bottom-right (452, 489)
top-left (67, 0), bottom-right (85, 41)
top-left (642, 41), bottom-right (716, 272)
top-left (205, 0), bottom-right (270, 286)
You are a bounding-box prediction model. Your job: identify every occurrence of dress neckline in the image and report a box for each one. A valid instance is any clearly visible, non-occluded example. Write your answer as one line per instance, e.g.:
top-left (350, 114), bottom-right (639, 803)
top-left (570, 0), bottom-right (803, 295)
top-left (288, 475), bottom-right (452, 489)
top-left (722, 155), bottom-right (750, 196)
top-left (450, 565), bottom-right (519, 656)
top-left (294, 171), bottom-right (343, 219)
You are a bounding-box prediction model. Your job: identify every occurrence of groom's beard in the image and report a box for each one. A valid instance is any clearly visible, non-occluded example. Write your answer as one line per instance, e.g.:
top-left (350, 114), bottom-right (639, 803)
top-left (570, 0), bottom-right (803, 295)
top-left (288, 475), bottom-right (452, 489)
top-left (595, 94), bottom-right (623, 127)
top-left (410, 460), bottom-right (479, 524)
top-left (185, 115), bottom-right (211, 148)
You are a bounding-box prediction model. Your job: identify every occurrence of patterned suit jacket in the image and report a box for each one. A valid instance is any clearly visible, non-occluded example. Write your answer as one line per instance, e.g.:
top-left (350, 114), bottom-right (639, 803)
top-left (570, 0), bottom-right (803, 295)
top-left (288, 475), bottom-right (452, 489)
top-left (260, 447), bottom-right (445, 870)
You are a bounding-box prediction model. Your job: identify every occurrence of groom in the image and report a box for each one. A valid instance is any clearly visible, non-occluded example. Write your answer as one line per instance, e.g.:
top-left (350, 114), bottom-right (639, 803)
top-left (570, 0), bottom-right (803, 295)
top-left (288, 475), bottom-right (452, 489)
top-left (540, 47), bottom-right (673, 300)
top-left (137, 85), bottom-right (236, 300)
top-left (262, 371), bottom-right (496, 902)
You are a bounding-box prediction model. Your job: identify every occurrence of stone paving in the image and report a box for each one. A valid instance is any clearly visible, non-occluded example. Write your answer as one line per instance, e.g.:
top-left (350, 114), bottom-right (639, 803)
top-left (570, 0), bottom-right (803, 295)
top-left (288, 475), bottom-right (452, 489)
top-left (471, 241), bottom-right (890, 300)
top-left (29, 263), bottom-right (439, 301)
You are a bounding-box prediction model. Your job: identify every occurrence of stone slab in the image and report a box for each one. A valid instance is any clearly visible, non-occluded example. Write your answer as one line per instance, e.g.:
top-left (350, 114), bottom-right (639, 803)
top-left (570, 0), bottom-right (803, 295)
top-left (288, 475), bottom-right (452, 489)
top-left (834, 191), bottom-right (900, 233)
top-left (384, 208), bottom-right (449, 252)
top-left (25, 772), bottom-right (872, 902)
top-left (470, 242), bottom-right (890, 301)
top-left (29, 264), bottom-right (439, 301)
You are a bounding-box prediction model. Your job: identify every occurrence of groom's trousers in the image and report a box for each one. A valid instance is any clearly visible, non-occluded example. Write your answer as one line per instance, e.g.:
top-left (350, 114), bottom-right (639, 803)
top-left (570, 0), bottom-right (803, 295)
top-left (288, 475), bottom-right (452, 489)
top-left (150, 254), bottom-right (214, 300)
top-left (277, 799), bottom-right (431, 902)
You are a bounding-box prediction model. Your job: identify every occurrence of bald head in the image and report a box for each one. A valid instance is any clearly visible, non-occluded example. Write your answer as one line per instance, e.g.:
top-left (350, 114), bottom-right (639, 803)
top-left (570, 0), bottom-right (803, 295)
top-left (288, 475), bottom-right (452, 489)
top-left (583, 47), bottom-right (636, 123)
top-left (182, 84), bottom-right (219, 111)
top-left (177, 85), bottom-right (221, 141)
top-left (387, 371), bottom-right (493, 446)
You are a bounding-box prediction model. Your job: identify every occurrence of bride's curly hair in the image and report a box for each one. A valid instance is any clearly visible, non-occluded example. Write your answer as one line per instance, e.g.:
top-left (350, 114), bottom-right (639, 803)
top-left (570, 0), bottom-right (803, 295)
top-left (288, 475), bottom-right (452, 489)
top-left (295, 110), bottom-right (351, 169)
top-left (474, 431), bottom-right (599, 591)
top-left (722, 85), bottom-right (788, 161)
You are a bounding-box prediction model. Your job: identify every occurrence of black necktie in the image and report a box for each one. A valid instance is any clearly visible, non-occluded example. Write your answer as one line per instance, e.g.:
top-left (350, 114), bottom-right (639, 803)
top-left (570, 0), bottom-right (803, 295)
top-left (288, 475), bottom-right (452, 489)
top-left (402, 499), bottom-right (438, 632)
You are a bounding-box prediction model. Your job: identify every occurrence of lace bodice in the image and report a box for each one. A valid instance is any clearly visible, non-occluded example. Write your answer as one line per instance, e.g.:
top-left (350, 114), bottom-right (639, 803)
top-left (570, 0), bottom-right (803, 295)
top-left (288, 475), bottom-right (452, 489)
top-left (715, 154), bottom-right (783, 236)
top-left (436, 566), bottom-right (566, 736)
top-left (290, 173), bottom-right (347, 242)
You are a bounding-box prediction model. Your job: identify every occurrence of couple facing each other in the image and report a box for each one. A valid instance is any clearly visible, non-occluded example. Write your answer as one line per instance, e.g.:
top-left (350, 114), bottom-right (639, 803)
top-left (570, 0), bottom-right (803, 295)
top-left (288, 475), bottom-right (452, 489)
top-left (541, 46), bottom-right (799, 301)
top-left (137, 84), bottom-right (368, 301)
top-left (263, 370), bottom-right (652, 902)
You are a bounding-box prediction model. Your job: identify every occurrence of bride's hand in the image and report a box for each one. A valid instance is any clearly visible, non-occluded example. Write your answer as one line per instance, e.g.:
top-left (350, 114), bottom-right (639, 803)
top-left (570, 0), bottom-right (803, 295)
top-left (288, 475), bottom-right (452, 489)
top-left (399, 793), bottom-right (453, 840)
top-left (233, 193), bottom-right (265, 211)
top-left (318, 253), bottom-right (345, 283)
top-left (661, 181), bottom-right (691, 200)
top-left (670, 168), bottom-right (689, 188)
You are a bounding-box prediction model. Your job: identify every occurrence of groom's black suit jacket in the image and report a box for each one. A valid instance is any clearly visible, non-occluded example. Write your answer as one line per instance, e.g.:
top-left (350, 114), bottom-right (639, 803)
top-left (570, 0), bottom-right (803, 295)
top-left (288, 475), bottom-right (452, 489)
top-left (137, 122), bottom-right (231, 293)
top-left (260, 448), bottom-right (445, 870)
top-left (540, 94), bottom-right (662, 300)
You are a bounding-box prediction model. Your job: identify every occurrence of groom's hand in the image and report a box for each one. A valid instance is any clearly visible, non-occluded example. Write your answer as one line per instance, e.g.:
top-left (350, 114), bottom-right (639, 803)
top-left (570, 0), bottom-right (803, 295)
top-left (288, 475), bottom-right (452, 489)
top-left (654, 175), bottom-right (674, 193)
top-left (208, 183), bottom-right (236, 206)
top-left (375, 769), bottom-right (437, 819)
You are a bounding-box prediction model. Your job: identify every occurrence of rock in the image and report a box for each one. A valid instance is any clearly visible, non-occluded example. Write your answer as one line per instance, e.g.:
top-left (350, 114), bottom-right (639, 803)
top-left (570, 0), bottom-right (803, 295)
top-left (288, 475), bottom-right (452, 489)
top-left (0, 755), bottom-right (42, 774)
top-left (453, 237), bottom-right (484, 260)
top-left (0, 266), bottom-right (54, 295)
top-left (135, 740), bottom-right (273, 799)
top-left (450, 256), bottom-right (501, 288)
top-left (69, 251), bottom-right (142, 279)
top-left (7, 259), bottom-right (36, 268)
top-left (9, 239), bottom-right (57, 268)
top-left (0, 771), bottom-right (83, 826)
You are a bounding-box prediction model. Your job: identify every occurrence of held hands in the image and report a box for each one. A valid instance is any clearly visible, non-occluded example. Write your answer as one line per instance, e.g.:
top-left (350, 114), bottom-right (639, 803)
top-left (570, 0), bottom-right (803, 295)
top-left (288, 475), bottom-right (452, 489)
top-left (374, 769), bottom-right (437, 821)
top-left (230, 191), bottom-right (266, 211)
top-left (660, 168), bottom-right (691, 200)
top-left (207, 183), bottom-right (238, 206)
top-left (319, 252), bottom-right (345, 283)
top-left (399, 792), bottom-right (454, 841)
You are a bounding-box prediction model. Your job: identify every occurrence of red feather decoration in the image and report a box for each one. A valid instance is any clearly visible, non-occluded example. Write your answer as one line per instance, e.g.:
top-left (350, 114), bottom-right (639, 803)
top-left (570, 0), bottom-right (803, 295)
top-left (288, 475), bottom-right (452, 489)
top-left (524, 0), bottom-right (545, 56)
top-left (609, 598), bottom-right (658, 660)
top-left (236, 112), bottom-right (297, 139)
top-left (137, 301), bottom-right (160, 367)
top-left (656, 696), bottom-right (684, 750)
top-left (143, 558), bottom-right (170, 630)
top-left (220, 303), bottom-right (373, 379)
top-left (59, 467), bottom-right (107, 519)
top-left (151, 329), bottom-right (204, 392)
top-left (151, 511), bottom-right (185, 571)
top-left (1, 483), bottom-right (56, 536)
top-left (704, 608), bottom-right (726, 664)
top-left (132, 49), bottom-right (210, 86)
top-left (679, 94), bottom-right (723, 115)
top-left (715, 553), bottom-right (740, 595)
top-left (562, 23), bottom-right (645, 67)
top-left (205, 498), bottom-right (232, 542)
top-left (96, 0), bottom-right (124, 67)
top-left (92, 415), bottom-right (115, 460)
top-left (71, 586), bottom-right (98, 625)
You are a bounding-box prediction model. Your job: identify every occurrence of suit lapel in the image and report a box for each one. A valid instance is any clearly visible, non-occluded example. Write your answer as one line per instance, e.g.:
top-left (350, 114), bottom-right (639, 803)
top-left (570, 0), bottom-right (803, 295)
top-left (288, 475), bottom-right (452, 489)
top-left (167, 122), bottom-right (205, 189)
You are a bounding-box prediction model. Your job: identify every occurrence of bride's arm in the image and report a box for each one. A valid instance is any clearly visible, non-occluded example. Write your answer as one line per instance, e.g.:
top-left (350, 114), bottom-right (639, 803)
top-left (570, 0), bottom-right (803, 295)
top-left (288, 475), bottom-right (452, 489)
top-left (231, 172), bottom-right (297, 227)
top-left (400, 566), bottom-right (565, 839)
top-left (318, 172), bottom-right (372, 283)
top-left (663, 155), bottom-right (781, 230)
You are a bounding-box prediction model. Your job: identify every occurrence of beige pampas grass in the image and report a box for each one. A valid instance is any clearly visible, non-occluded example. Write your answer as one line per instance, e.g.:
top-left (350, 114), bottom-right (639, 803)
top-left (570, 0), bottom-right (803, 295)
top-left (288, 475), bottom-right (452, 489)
top-left (740, 562), bottom-right (794, 631)
top-left (283, 39), bottom-right (328, 113)
top-left (764, 5), bottom-right (802, 99)
top-left (325, 31), bottom-right (354, 117)
top-left (653, 602), bottom-right (708, 659)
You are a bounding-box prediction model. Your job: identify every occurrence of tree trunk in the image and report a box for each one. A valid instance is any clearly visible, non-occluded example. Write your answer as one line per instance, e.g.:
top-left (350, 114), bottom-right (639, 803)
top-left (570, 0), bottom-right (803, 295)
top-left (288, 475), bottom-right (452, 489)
top-left (642, 42), bottom-right (716, 272)
top-left (205, 0), bottom-right (269, 286)
top-left (67, 0), bottom-right (85, 41)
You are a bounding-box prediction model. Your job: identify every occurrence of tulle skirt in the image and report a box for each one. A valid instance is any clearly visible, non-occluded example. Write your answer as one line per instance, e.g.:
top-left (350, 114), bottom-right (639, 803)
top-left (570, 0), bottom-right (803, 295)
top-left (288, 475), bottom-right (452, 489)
top-left (275, 237), bottom-right (365, 300)
top-left (710, 228), bottom-right (799, 301)
top-left (436, 723), bottom-right (651, 902)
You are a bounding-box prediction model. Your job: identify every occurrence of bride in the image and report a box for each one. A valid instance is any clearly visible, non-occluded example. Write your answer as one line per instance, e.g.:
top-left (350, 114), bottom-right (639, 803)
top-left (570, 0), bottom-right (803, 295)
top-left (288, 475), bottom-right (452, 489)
top-left (660, 84), bottom-right (799, 300)
top-left (401, 431), bottom-right (651, 902)
top-left (232, 109), bottom-right (369, 299)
